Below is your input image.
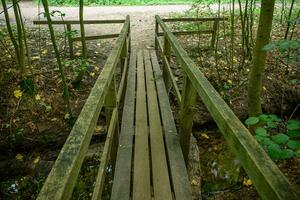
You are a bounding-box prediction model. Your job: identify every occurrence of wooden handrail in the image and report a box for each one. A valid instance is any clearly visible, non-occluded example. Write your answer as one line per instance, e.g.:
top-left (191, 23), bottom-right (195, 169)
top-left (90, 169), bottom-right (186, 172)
top-left (33, 19), bottom-right (125, 25)
top-left (162, 17), bottom-right (228, 22)
top-left (155, 15), bottom-right (299, 200)
top-left (37, 15), bottom-right (130, 200)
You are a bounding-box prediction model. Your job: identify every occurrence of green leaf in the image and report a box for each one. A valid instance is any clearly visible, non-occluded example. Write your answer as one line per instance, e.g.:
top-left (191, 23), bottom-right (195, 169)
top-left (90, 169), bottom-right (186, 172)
top-left (287, 120), bottom-right (300, 130)
top-left (271, 133), bottom-right (289, 144)
top-left (259, 114), bottom-right (272, 122)
top-left (287, 140), bottom-right (300, 149)
top-left (255, 127), bottom-right (268, 137)
top-left (267, 121), bottom-right (277, 128)
top-left (245, 117), bottom-right (259, 126)
top-left (280, 149), bottom-right (296, 159)
top-left (269, 114), bottom-right (282, 122)
top-left (255, 135), bottom-right (265, 143)
top-left (267, 143), bottom-right (282, 160)
top-left (287, 129), bottom-right (300, 138)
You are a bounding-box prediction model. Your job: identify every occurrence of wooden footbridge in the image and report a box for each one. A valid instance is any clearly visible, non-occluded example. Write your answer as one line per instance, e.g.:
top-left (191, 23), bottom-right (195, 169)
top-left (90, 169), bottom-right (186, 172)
top-left (34, 16), bottom-right (299, 200)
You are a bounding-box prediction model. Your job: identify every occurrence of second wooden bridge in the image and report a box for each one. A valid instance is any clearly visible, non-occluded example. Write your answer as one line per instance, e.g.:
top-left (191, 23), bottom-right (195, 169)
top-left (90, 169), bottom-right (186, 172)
top-left (34, 15), bottom-right (299, 200)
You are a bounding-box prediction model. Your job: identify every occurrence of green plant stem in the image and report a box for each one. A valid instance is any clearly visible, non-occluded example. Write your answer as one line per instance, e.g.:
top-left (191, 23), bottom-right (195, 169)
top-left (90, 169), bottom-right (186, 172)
top-left (41, 0), bottom-right (72, 116)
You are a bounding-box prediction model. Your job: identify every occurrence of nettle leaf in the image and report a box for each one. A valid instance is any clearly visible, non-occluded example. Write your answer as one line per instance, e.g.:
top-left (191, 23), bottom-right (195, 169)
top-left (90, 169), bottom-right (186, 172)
top-left (267, 121), bottom-right (277, 128)
top-left (262, 137), bottom-right (276, 147)
top-left (287, 129), bottom-right (300, 138)
top-left (245, 117), bottom-right (259, 126)
top-left (255, 127), bottom-right (268, 137)
top-left (267, 143), bottom-right (282, 160)
top-left (271, 133), bottom-right (289, 144)
top-left (287, 140), bottom-right (300, 150)
top-left (287, 120), bottom-right (300, 130)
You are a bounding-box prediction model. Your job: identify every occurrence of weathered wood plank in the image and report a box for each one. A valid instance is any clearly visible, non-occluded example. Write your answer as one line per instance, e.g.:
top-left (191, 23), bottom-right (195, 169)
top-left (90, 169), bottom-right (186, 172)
top-left (132, 50), bottom-right (151, 200)
top-left (157, 30), bottom-right (213, 37)
top-left (151, 51), bottom-right (192, 200)
top-left (144, 50), bottom-right (172, 200)
top-left (36, 15), bottom-right (130, 200)
top-left (179, 75), bottom-right (198, 164)
top-left (72, 34), bottom-right (120, 42)
top-left (156, 15), bottom-right (299, 200)
top-left (162, 17), bottom-right (228, 22)
top-left (91, 107), bottom-right (118, 200)
top-left (33, 19), bottom-right (125, 25)
top-left (110, 49), bottom-right (136, 200)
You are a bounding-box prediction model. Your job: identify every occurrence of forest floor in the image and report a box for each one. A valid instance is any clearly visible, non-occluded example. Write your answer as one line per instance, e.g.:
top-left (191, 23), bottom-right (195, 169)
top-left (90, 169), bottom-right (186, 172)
top-left (0, 2), bottom-right (300, 200)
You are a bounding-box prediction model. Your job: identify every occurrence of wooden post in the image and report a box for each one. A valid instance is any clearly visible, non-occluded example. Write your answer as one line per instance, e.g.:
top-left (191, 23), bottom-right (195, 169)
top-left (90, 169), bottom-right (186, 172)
top-left (163, 35), bottom-right (171, 89)
top-left (179, 74), bottom-right (198, 164)
top-left (104, 76), bottom-right (119, 169)
top-left (211, 20), bottom-right (219, 48)
top-left (66, 24), bottom-right (74, 58)
top-left (155, 20), bottom-right (158, 50)
top-left (120, 37), bottom-right (128, 75)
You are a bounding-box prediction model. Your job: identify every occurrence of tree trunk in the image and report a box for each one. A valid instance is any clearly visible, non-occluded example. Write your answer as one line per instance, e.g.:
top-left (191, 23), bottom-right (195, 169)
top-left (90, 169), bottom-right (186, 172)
top-left (248, 0), bottom-right (275, 117)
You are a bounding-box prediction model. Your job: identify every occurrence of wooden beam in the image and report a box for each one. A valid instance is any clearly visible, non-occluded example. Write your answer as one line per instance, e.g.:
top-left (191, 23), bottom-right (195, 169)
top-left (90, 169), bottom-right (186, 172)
top-left (36, 15), bottom-right (130, 200)
top-left (157, 30), bottom-right (213, 36)
top-left (162, 17), bottom-right (228, 22)
top-left (71, 34), bottom-right (120, 42)
top-left (156, 15), bottom-right (299, 200)
top-left (33, 19), bottom-right (125, 25)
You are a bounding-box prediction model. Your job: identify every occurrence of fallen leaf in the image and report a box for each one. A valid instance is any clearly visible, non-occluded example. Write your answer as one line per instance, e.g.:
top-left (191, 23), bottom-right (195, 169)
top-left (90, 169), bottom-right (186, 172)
top-left (16, 154), bottom-right (23, 161)
top-left (201, 133), bottom-right (210, 139)
top-left (13, 90), bottom-right (22, 99)
top-left (243, 178), bottom-right (252, 187)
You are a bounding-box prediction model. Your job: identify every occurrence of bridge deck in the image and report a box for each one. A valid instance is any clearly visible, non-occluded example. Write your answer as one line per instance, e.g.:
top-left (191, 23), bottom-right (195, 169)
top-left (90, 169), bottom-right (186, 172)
top-left (111, 50), bottom-right (192, 200)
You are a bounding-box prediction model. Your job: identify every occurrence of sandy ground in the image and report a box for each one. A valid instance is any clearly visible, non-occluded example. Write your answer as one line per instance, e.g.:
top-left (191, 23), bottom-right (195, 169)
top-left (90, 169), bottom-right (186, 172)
top-left (0, 1), bottom-right (192, 49)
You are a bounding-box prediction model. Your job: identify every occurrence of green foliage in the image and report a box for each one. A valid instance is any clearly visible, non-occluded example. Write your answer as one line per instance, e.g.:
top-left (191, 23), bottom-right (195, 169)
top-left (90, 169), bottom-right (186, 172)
top-left (245, 114), bottom-right (300, 160)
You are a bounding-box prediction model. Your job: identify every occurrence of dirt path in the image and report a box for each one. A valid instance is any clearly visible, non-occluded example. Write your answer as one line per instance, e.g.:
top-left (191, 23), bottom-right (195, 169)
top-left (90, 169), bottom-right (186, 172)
top-left (1, 2), bottom-right (191, 49)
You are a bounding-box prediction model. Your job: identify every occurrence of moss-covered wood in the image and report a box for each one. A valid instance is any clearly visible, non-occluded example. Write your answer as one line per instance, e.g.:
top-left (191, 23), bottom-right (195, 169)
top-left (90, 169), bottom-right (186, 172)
top-left (156, 15), bottom-right (299, 200)
top-left (36, 15), bottom-right (130, 200)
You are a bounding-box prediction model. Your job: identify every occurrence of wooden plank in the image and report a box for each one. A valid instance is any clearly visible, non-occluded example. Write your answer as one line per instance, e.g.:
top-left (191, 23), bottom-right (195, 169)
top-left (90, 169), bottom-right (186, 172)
top-left (150, 51), bottom-right (192, 200)
top-left (91, 107), bottom-right (118, 200)
top-left (111, 49), bottom-right (136, 200)
top-left (36, 15), bottom-right (130, 200)
top-left (162, 17), bottom-right (228, 22)
top-left (144, 50), bottom-right (172, 200)
top-left (33, 19), bottom-right (125, 25)
top-left (132, 50), bottom-right (151, 200)
top-left (156, 15), bottom-right (300, 200)
top-left (72, 34), bottom-right (120, 42)
top-left (66, 24), bottom-right (74, 58)
top-left (157, 30), bottom-right (213, 36)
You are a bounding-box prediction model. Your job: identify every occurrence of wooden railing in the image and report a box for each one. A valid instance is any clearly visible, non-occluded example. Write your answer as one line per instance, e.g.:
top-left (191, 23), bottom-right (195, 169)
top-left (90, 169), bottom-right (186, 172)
top-left (155, 17), bottom-right (227, 49)
top-left (33, 19), bottom-right (126, 58)
top-left (155, 15), bottom-right (299, 200)
top-left (37, 15), bottom-right (130, 200)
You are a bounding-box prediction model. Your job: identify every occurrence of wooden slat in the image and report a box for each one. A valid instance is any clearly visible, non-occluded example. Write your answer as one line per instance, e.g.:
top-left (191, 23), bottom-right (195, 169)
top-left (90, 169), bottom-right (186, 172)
top-left (150, 51), bottom-right (192, 200)
top-left (111, 49), bottom-right (137, 200)
top-left (162, 17), bottom-right (228, 22)
top-left (157, 30), bottom-right (213, 36)
top-left (132, 50), bottom-right (151, 200)
top-left (144, 50), bottom-right (172, 200)
top-left (36, 15), bottom-right (130, 200)
top-left (33, 19), bottom-right (125, 25)
top-left (72, 34), bottom-right (120, 42)
top-left (163, 55), bottom-right (182, 103)
top-left (91, 107), bottom-right (118, 200)
top-left (156, 15), bottom-right (299, 200)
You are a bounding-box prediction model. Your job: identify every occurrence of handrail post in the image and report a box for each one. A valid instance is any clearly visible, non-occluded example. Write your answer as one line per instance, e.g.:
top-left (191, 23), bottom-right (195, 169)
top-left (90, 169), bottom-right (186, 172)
top-left (163, 35), bottom-right (171, 89)
top-left (155, 19), bottom-right (158, 50)
top-left (211, 20), bottom-right (219, 48)
top-left (104, 75), bottom-right (119, 169)
top-left (179, 74), bottom-right (197, 164)
top-left (66, 24), bottom-right (74, 58)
